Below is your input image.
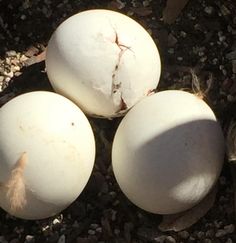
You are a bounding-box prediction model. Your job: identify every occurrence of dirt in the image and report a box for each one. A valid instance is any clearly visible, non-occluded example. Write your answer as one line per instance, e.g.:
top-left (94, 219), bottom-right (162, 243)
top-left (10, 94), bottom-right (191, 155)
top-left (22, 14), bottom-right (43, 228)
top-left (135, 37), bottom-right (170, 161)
top-left (0, 0), bottom-right (236, 242)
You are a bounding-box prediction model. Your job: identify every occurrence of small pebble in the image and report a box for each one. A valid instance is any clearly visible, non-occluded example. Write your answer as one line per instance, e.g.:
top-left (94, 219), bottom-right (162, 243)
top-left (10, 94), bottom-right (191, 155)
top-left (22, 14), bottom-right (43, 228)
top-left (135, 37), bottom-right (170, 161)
top-left (53, 218), bottom-right (61, 225)
top-left (226, 50), bottom-right (236, 60)
top-left (198, 51), bottom-right (205, 56)
top-left (14, 71), bottom-right (22, 77)
top-left (212, 58), bottom-right (218, 64)
top-left (11, 65), bottom-right (20, 72)
top-left (225, 238), bottom-right (233, 243)
top-left (21, 14), bottom-right (27, 20)
top-left (188, 236), bottom-right (195, 241)
top-left (111, 210), bottom-right (117, 221)
top-left (112, 200), bottom-right (120, 206)
top-left (88, 230), bottom-right (96, 235)
top-left (204, 6), bottom-right (214, 15)
top-left (4, 77), bottom-right (11, 82)
top-left (165, 236), bottom-right (176, 243)
top-left (168, 48), bottom-right (175, 54)
top-left (114, 229), bottom-right (120, 235)
top-left (3, 71), bottom-right (13, 78)
top-left (109, 191), bottom-right (117, 198)
top-left (178, 231), bottom-right (189, 239)
top-left (197, 231), bottom-right (205, 239)
top-left (215, 229), bottom-right (227, 238)
top-left (5, 57), bottom-right (11, 65)
top-left (96, 227), bottom-right (102, 233)
top-left (180, 31), bottom-right (187, 37)
top-left (227, 94), bottom-right (235, 102)
top-left (200, 56), bottom-right (207, 62)
top-left (6, 50), bottom-right (16, 57)
top-left (154, 235), bottom-right (166, 243)
top-left (25, 235), bottom-right (34, 243)
top-left (143, 0), bottom-right (150, 7)
top-left (224, 224), bottom-right (235, 234)
top-left (90, 223), bottom-right (99, 230)
top-left (219, 36), bottom-right (226, 42)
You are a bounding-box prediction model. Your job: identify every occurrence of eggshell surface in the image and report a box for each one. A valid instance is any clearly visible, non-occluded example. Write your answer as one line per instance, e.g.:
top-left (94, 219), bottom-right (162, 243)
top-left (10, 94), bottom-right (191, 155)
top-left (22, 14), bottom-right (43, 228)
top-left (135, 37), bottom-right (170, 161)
top-left (0, 91), bottom-right (95, 219)
top-left (112, 90), bottom-right (225, 214)
top-left (46, 9), bottom-right (161, 118)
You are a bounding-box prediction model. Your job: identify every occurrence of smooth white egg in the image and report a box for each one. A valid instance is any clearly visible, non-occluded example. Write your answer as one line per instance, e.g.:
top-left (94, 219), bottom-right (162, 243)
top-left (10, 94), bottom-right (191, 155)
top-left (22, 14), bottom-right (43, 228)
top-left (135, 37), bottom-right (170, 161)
top-left (0, 91), bottom-right (95, 219)
top-left (112, 90), bottom-right (225, 214)
top-left (46, 9), bottom-right (161, 118)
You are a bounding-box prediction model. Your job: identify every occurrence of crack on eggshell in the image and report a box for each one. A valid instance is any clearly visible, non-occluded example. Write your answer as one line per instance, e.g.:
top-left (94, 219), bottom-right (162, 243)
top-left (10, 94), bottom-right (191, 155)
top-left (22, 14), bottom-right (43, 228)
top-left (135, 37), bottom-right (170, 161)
top-left (4, 152), bottom-right (28, 212)
top-left (105, 22), bottom-right (135, 116)
top-left (111, 30), bottom-right (134, 115)
top-left (111, 31), bottom-right (130, 95)
top-left (119, 96), bottom-right (128, 112)
top-left (147, 89), bottom-right (156, 96)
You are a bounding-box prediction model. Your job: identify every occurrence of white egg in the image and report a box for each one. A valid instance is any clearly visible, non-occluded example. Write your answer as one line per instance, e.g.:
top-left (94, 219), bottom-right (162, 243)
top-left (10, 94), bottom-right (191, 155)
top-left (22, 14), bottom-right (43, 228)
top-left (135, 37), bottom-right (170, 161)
top-left (46, 9), bottom-right (161, 118)
top-left (0, 91), bottom-right (95, 219)
top-left (112, 90), bottom-right (225, 214)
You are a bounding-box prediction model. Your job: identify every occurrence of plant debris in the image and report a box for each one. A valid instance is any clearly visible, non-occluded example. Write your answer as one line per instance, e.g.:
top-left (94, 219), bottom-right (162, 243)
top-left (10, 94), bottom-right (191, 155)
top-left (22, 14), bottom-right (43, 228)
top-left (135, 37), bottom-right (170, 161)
top-left (159, 186), bottom-right (218, 232)
top-left (162, 0), bottom-right (190, 24)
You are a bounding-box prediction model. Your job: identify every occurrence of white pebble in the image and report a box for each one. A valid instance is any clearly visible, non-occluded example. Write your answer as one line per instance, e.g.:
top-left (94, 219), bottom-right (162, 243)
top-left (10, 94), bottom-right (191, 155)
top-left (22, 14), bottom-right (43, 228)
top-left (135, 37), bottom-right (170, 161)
top-left (178, 231), bottom-right (189, 239)
top-left (204, 6), bottom-right (214, 15)
top-left (219, 36), bottom-right (226, 42)
top-left (114, 229), bottom-right (120, 235)
top-left (225, 238), bottom-right (233, 243)
top-left (224, 224), bottom-right (235, 234)
top-left (90, 223), bottom-right (99, 230)
top-left (25, 235), bottom-right (34, 242)
top-left (215, 229), bottom-right (227, 238)
top-left (21, 14), bottom-right (27, 20)
top-left (53, 218), bottom-right (61, 225)
top-left (96, 227), bottom-right (102, 233)
top-left (154, 235), bottom-right (166, 243)
top-left (88, 230), bottom-right (96, 235)
top-left (165, 236), bottom-right (176, 243)
top-left (180, 31), bottom-right (187, 38)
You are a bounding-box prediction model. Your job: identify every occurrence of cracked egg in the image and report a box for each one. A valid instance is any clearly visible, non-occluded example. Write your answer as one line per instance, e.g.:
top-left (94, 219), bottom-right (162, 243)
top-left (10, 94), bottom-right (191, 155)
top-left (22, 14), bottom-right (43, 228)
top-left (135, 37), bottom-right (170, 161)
top-left (112, 90), bottom-right (225, 214)
top-left (46, 9), bottom-right (161, 118)
top-left (0, 91), bottom-right (95, 219)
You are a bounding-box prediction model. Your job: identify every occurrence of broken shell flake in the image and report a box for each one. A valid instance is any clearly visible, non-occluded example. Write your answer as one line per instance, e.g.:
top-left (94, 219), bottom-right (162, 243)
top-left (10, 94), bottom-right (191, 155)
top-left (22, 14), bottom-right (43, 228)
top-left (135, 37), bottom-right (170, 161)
top-left (0, 91), bottom-right (95, 219)
top-left (46, 9), bottom-right (161, 118)
top-left (112, 90), bottom-right (225, 214)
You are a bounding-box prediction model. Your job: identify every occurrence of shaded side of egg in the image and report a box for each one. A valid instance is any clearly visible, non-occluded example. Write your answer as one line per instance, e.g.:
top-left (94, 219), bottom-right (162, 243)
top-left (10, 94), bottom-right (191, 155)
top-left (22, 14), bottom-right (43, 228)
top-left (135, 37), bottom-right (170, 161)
top-left (112, 90), bottom-right (225, 214)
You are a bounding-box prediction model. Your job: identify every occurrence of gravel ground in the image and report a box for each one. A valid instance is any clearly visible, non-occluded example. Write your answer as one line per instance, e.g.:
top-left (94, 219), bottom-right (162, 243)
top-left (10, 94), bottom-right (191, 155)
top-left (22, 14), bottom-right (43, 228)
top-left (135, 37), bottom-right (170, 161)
top-left (0, 0), bottom-right (236, 242)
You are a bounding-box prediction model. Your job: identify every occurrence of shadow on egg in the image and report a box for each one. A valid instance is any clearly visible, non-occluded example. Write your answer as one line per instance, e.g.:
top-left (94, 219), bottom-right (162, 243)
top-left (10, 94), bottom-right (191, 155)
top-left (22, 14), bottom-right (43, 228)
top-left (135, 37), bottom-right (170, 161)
top-left (112, 119), bottom-right (224, 215)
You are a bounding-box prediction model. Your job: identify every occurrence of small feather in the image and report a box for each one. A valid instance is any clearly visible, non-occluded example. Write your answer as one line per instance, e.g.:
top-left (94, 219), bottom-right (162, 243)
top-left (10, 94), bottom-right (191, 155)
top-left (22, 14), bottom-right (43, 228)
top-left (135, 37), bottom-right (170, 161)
top-left (4, 152), bottom-right (28, 212)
